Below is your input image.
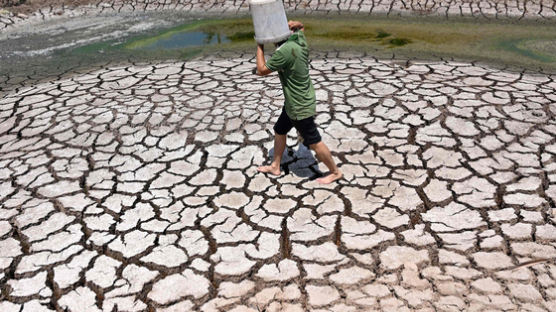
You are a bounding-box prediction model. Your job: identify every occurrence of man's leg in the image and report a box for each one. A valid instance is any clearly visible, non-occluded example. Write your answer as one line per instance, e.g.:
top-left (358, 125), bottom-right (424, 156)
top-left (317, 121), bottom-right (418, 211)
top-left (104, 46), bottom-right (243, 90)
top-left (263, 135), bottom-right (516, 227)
top-left (310, 141), bottom-right (342, 184)
top-left (292, 116), bottom-right (342, 184)
top-left (258, 108), bottom-right (292, 176)
top-left (257, 133), bottom-right (286, 175)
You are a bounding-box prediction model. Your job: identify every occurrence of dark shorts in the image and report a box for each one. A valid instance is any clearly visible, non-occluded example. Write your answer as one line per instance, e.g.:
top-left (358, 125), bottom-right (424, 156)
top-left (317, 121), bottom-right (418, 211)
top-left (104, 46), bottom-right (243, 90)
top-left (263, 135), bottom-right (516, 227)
top-left (273, 108), bottom-right (322, 147)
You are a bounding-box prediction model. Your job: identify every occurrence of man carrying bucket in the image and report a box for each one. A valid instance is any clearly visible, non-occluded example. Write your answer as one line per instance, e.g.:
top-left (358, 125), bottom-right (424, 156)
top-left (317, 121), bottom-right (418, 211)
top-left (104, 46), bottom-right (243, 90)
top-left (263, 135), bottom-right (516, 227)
top-left (255, 20), bottom-right (342, 184)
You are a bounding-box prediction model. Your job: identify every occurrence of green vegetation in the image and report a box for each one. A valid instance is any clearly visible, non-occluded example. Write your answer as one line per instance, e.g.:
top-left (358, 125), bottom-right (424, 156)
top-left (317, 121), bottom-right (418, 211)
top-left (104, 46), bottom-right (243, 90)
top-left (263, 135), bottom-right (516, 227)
top-left (227, 31), bottom-right (255, 41)
top-left (389, 38), bottom-right (411, 46)
top-left (376, 30), bottom-right (391, 39)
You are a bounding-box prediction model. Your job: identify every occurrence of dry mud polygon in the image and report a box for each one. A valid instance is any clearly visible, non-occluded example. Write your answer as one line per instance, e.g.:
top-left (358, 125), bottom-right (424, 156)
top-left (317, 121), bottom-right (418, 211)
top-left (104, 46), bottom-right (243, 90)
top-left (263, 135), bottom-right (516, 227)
top-left (0, 52), bottom-right (555, 311)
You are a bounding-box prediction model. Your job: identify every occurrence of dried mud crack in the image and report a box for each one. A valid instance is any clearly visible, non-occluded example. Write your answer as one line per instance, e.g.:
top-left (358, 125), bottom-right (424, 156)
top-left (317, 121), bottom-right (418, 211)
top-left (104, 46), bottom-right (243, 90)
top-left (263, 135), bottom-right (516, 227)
top-left (0, 52), bottom-right (555, 311)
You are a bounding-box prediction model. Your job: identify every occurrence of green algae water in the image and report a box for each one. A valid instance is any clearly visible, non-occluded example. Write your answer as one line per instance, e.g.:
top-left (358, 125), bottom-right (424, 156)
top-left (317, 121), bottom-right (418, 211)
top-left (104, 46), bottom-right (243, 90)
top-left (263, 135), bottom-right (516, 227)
top-left (2, 14), bottom-right (556, 93)
top-left (141, 31), bottom-right (230, 49)
top-left (113, 16), bottom-right (556, 71)
top-left (498, 38), bottom-right (556, 63)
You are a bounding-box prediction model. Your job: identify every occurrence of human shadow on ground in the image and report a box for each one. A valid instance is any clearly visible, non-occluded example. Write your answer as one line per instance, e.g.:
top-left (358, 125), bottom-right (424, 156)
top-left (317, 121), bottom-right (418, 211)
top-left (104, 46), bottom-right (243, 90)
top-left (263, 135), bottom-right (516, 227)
top-left (268, 144), bottom-right (323, 180)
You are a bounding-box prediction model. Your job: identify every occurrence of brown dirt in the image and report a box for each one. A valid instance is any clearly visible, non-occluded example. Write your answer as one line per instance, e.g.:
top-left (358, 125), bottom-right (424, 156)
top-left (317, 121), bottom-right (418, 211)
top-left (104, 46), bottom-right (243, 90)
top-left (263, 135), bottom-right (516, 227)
top-left (0, 0), bottom-right (99, 14)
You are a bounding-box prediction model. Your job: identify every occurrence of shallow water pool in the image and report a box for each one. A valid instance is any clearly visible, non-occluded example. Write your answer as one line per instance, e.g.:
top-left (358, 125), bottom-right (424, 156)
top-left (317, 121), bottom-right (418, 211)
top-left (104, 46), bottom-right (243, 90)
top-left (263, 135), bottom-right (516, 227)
top-left (2, 14), bottom-right (556, 93)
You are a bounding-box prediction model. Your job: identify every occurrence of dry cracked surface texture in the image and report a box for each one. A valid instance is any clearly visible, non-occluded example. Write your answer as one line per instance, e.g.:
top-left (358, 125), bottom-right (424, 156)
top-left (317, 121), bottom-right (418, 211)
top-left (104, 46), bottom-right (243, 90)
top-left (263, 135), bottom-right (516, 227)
top-left (1, 0), bottom-right (556, 30)
top-left (0, 52), bottom-right (556, 311)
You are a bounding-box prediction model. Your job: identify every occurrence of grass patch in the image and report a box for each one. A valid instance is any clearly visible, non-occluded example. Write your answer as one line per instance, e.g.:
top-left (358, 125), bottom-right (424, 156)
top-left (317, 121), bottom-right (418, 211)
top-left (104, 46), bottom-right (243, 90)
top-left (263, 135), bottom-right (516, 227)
top-left (376, 30), bottom-right (391, 39)
top-left (227, 31), bottom-right (255, 42)
top-left (389, 38), bottom-right (411, 46)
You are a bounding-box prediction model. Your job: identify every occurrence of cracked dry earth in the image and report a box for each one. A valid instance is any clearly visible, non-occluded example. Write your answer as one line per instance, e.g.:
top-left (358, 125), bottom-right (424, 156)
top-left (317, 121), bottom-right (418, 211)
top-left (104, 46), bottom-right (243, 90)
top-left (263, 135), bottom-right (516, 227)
top-left (1, 52), bottom-right (556, 312)
top-left (2, 0), bottom-right (556, 30)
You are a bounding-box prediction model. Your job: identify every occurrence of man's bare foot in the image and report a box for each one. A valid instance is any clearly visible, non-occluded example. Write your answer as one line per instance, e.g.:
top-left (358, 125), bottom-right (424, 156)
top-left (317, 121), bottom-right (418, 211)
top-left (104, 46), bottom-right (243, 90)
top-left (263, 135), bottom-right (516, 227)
top-left (257, 165), bottom-right (281, 176)
top-left (316, 171), bottom-right (342, 184)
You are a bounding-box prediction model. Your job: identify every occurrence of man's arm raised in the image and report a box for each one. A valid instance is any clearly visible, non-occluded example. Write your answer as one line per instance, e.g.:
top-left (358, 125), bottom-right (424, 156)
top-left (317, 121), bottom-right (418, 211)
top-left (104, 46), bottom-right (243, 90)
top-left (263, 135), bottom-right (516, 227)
top-left (256, 44), bottom-right (272, 76)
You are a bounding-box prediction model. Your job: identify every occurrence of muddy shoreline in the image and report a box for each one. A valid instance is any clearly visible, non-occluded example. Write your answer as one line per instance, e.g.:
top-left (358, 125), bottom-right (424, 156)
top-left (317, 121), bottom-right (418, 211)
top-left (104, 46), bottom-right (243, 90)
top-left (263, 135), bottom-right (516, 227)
top-left (1, 2), bottom-right (555, 94)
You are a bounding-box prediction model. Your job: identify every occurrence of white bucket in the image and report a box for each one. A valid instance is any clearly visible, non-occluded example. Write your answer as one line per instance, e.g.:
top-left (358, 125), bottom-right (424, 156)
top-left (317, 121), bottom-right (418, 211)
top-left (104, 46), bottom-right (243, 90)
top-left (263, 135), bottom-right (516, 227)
top-left (249, 0), bottom-right (291, 44)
